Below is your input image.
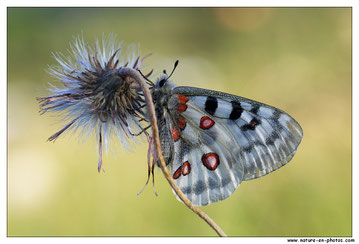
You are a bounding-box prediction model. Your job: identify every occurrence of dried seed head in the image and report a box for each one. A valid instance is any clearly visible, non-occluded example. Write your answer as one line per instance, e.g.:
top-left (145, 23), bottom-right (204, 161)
top-left (38, 34), bottom-right (151, 172)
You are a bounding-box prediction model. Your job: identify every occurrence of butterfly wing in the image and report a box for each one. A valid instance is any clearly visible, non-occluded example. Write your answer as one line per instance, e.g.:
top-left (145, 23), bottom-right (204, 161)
top-left (173, 87), bottom-right (303, 180)
top-left (162, 86), bottom-right (302, 206)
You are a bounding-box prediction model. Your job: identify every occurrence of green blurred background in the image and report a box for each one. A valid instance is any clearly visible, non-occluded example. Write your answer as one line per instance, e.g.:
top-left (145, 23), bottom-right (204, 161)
top-left (7, 7), bottom-right (351, 236)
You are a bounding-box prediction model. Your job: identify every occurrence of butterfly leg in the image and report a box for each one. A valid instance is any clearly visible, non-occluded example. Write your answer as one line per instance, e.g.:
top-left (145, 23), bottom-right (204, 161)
top-left (137, 135), bottom-right (158, 196)
top-left (137, 135), bottom-right (153, 195)
top-left (97, 125), bottom-right (103, 173)
top-left (151, 157), bottom-right (158, 196)
top-left (129, 125), bottom-right (151, 137)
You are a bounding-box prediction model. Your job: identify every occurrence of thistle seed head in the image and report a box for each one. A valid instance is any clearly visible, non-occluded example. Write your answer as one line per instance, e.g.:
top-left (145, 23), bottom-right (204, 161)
top-left (38, 34), bottom-right (152, 172)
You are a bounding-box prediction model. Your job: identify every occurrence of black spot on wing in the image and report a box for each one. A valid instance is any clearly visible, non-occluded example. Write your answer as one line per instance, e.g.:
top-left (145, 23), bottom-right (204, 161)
top-left (205, 96), bottom-right (218, 115)
top-left (265, 137), bottom-right (275, 146)
top-left (243, 144), bottom-right (254, 153)
top-left (269, 131), bottom-right (280, 141)
top-left (221, 177), bottom-right (231, 187)
top-left (181, 177), bottom-right (232, 196)
top-left (180, 181), bottom-right (206, 195)
top-left (181, 186), bottom-right (191, 195)
top-left (208, 177), bottom-right (220, 190)
top-left (250, 103), bottom-right (260, 114)
top-left (269, 110), bottom-right (284, 131)
top-left (194, 180), bottom-right (206, 195)
top-left (241, 118), bottom-right (261, 131)
top-left (254, 140), bottom-right (265, 147)
top-left (272, 110), bottom-right (281, 120)
top-left (229, 101), bottom-right (243, 120)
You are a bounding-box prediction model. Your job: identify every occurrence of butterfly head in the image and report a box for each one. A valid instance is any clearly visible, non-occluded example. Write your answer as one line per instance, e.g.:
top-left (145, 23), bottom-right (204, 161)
top-left (154, 60), bottom-right (179, 90)
top-left (154, 75), bottom-right (175, 90)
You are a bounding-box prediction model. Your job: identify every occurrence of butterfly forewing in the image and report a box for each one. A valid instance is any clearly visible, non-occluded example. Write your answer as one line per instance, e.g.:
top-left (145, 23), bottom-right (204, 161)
top-left (173, 87), bottom-right (303, 181)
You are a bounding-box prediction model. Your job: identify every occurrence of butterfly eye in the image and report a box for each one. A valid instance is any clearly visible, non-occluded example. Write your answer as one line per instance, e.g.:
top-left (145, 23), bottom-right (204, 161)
top-left (159, 79), bottom-right (167, 87)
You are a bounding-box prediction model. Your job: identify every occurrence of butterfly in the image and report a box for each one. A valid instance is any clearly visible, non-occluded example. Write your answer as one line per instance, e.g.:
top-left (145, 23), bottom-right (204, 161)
top-left (142, 61), bottom-right (303, 206)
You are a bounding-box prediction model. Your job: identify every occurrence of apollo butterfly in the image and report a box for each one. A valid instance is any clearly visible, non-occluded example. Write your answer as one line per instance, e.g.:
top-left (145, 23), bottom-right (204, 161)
top-left (146, 61), bottom-right (303, 206)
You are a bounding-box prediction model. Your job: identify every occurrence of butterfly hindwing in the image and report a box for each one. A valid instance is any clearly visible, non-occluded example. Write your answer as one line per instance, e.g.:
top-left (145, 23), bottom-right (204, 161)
top-left (169, 121), bottom-right (244, 206)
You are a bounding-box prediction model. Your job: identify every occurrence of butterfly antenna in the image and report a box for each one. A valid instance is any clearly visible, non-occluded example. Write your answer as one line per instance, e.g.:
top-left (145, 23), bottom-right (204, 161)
top-left (166, 60), bottom-right (179, 80)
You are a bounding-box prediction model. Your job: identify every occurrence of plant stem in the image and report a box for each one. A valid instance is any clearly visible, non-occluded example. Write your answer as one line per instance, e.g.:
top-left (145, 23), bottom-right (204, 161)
top-left (119, 68), bottom-right (227, 237)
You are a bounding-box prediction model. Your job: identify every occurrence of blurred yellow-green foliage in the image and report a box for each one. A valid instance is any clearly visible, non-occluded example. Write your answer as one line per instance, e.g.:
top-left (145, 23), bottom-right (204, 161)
top-left (7, 7), bottom-right (351, 236)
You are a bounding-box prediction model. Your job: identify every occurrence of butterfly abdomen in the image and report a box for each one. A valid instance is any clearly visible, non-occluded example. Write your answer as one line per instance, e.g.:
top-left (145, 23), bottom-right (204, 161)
top-left (152, 85), bottom-right (177, 167)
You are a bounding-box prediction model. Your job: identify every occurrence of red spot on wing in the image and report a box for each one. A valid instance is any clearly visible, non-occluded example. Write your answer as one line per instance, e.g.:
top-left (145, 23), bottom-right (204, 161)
top-left (202, 153), bottom-right (220, 170)
top-left (200, 116), bottom-right (215, 130)
top-left (173, 166), bottom-right (182, 179)
top-left (171, 127), bottom-right (180, 142)
top-left (177, 115), bottom-right (187, 130)
top-left (178, 94), bottom-right (189, 104)
top-left (177, 104), bottom-right (188, 113)
top-left (176, 95), bottom-right (189, 113)
top-left (182, 161), bottom-right (191, 175)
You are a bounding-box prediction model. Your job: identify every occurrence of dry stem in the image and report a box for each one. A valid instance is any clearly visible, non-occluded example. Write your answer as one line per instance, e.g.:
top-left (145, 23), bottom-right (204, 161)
top-left (119, 68), bottom-right (227, 237)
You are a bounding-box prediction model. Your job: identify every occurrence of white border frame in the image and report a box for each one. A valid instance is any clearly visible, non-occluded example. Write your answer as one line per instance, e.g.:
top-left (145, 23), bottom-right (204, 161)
top-left (1, 1), bottom-right (357, 243)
